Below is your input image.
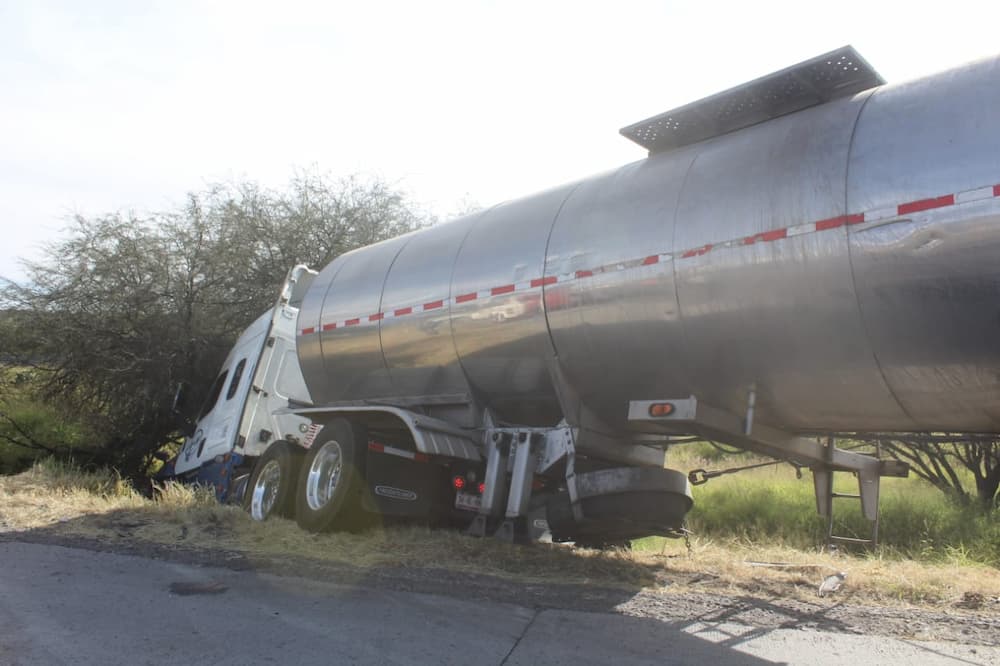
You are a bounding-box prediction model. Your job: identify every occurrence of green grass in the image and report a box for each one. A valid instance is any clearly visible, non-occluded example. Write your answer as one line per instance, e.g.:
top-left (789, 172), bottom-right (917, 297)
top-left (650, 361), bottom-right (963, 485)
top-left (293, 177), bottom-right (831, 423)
top-left (643, 443), bottom-right (1000, 566)
top-left (0, 399), bottom-right (96, 470)
top-left (0, 366), bottom-right (97, 474)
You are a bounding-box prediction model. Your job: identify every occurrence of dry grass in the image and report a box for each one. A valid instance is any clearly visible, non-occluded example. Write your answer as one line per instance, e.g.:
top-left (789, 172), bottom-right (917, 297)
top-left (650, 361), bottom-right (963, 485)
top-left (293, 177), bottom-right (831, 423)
top-left (646, 537), bottom-right (1000, 609)
top-left (0, 460), bottom-right (652, 589)
top-left (0, 459), bottom-right (147, 528)
top-left (2, 460), bottom-right (999, 613)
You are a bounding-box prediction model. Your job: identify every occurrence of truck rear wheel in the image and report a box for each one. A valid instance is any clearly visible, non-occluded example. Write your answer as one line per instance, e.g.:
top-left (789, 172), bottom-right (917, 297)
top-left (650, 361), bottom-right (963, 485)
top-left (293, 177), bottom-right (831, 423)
top-left (245, 441), bottom-right (302, 521)
top-left (294, 418), bottom-right (367, 532)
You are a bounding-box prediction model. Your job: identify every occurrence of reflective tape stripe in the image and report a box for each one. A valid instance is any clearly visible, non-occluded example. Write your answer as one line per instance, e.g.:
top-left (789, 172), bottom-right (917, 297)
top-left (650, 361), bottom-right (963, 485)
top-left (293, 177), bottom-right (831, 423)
top-left (491, 284), bottom-right (515, 296)
top-left (898, 194), bottom-right (954, 215)
top-left (298, 180), bottom-right (1000, 336)
top-left (368, 441), bottom-right (430, 463)
top-left (955, 186), bottom-right (995, 204)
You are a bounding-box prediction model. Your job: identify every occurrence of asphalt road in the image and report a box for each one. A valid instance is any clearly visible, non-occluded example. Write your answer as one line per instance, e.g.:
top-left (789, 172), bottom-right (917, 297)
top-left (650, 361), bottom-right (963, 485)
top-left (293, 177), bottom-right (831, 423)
top-left (0, 542), bottom-right (994, 665)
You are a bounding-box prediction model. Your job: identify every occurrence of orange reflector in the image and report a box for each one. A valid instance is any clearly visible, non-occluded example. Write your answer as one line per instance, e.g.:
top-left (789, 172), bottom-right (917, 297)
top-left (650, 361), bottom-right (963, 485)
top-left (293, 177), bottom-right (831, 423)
top-left (648, 402), bottom-right (675, 417)
top-left (452, 476), bottom-right (466, 490)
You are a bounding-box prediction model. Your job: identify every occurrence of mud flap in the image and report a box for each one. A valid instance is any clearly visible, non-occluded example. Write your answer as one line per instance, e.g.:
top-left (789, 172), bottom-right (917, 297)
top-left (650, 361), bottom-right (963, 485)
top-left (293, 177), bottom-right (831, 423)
top-left (361, 450), bottom-right (449, 517)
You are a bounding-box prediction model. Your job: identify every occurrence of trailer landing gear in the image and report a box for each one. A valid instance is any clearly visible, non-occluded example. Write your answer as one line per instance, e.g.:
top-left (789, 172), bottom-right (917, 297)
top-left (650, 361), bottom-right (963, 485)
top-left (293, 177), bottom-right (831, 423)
top-left (465, 424), bottom-right (694, 544)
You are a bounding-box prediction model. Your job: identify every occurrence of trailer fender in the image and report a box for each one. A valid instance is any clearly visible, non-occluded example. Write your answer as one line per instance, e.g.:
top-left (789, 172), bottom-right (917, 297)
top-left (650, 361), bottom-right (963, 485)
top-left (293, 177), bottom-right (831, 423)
top-left (280, 405), bottom-right (482, 462)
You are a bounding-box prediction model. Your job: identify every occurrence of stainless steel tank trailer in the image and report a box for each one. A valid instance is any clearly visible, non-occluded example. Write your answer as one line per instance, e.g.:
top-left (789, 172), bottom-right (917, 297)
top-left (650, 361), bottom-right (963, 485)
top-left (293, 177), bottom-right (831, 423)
top-left (164, 46), bottom-right (1000, 546)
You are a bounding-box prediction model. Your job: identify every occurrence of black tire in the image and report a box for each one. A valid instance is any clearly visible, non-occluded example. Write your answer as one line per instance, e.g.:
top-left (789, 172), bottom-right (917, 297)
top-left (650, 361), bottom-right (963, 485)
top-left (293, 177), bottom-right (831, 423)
top-left (243, 441), bottom-right (302, 521)
top-left (294, 418), bottom-right (367, 533)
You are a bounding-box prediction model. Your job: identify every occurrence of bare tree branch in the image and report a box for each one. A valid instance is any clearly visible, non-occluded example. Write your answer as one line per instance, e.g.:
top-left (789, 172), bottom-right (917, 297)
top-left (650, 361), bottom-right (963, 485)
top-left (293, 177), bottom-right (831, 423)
top-left (1, 170), bottom-right (429, 477)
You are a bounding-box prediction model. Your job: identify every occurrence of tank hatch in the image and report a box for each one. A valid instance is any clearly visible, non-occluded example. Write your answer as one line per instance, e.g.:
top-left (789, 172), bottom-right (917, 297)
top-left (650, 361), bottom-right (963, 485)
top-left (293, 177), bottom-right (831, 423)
top-left (620, 45), bottom-right (884, 155)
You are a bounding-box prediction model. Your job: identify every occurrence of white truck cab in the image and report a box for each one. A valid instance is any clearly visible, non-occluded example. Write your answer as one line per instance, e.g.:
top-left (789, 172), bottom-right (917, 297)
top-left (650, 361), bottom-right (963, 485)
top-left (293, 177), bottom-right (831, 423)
top-left (168, 266), bottom-right (317, 499)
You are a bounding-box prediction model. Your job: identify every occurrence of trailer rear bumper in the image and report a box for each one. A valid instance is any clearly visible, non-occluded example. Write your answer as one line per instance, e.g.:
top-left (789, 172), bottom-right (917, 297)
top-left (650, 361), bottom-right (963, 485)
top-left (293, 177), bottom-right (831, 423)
top-left (546, 467), bottom-right (693, 543)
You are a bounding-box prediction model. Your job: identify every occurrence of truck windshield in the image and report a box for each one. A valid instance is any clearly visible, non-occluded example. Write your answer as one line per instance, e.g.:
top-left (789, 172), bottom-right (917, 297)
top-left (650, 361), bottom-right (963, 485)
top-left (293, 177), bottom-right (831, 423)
top-left (226, 358), bottom-right (247, 400)
top-left (196, 369), bottom-right (229, 420)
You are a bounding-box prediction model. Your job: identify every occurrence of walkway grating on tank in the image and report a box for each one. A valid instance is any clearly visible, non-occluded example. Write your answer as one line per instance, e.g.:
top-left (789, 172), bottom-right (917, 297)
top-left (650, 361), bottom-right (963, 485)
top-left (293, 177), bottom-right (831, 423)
top-left (620, 45), bottom-right (884, 154)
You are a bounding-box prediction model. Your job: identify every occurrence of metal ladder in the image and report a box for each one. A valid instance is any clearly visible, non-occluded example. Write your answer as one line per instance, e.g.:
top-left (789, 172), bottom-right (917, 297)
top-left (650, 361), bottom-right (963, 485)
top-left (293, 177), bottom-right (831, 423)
top-left (627, 396), bottom-right (908, 550)
top-left (817, 438), bottom-right (880, 549)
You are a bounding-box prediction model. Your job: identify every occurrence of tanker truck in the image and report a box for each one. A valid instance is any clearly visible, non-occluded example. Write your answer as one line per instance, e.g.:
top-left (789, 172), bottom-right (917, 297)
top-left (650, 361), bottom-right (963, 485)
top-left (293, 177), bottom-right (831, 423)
top-left (163, 46), bottom-right (1000, 545)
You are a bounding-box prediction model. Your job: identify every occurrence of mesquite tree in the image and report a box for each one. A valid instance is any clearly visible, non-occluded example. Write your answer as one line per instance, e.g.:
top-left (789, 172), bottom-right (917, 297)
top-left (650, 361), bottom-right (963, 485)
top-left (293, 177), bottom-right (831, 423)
top-left (877, 435), bottom-right (1000, 510)
top-left (0, 172), bottom-right (427, 477)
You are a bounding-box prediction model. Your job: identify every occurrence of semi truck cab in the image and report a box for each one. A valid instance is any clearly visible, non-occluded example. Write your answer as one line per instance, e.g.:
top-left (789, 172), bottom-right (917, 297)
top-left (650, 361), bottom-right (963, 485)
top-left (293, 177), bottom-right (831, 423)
top-left (166, 266), bottom-right (317, 501)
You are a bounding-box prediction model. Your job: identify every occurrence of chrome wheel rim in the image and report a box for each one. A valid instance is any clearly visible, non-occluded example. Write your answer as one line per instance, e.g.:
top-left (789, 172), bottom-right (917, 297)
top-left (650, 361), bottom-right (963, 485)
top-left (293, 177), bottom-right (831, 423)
top-left (250, 459), bottom-right (282, 521)
top-left (306, 440), bottom-right (343, 511)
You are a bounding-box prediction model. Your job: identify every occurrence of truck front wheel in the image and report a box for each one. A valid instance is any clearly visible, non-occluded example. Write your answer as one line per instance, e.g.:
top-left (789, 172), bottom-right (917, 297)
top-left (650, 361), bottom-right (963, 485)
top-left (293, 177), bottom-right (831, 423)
top-left (294, 418), bottom-right (367, 532)
top-left (245, 441), bottom-right (302, 521)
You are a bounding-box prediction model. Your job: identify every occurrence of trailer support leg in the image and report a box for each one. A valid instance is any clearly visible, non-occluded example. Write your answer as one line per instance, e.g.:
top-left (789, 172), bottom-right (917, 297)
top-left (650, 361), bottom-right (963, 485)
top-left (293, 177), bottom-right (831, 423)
top-left (495, 433), bottom-right (542, 543)
top-left (628, 397), bottom-right (907, 550)
top-left (466, 432), bottom-right (510, 538)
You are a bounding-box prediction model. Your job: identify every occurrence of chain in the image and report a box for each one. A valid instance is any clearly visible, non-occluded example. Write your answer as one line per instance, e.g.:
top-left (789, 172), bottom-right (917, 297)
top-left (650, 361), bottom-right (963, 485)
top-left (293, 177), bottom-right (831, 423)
top-left (659, 522), bottom-right (693, 557)
top-left (688, 459), bottom-right (802, 485)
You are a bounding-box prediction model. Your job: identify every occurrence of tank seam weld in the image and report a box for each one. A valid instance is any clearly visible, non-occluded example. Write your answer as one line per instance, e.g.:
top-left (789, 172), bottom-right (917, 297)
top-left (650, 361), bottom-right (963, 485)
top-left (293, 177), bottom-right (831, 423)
top-left (843, 89), bottom-right (920, 429)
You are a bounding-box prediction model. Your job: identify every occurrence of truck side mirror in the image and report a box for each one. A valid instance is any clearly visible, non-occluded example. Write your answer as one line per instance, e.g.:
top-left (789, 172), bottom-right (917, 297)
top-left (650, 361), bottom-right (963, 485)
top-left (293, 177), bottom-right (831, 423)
top-left (171, 382), bottom-right (196, 437)
top-left (172, 381), bottom-right (191, 415)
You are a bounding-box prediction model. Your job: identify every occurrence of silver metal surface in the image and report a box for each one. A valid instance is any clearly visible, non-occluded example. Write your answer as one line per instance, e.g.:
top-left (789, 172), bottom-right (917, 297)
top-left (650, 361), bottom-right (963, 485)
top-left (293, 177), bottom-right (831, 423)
top-left (673, 92), bottom-right (909, 432)
top-left (380, 215), bottom-right (480, 407)
top-left (545, 154), bottom-right (695, 435)
top-left (319, 235), bottom-right (413, 401)
top-left (450, 186), bottom-right (576, 426)
top-left (249, 459), bottom-right (282, 521)
top-left (504, 436), bottom-right (541, 519)
top-left (305, 440), bottom-right (343, 511)
top-left (573, 467), bottom-right (692, 502)
top-left (467, 432), bottom-right (510, 537)
top-left (847, 55), bottom-right (1000, 431)
top-left (285, 405), bottom-right (482, 461)
top-left (298, 51), bottom-right (1000, 452)
top-left (537, 426), bottom-right (575, 472)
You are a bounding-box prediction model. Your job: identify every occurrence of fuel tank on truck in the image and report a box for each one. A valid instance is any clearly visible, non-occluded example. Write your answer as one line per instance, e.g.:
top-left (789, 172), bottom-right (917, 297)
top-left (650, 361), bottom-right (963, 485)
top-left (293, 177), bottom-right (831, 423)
top-left (296, 46), bottom-right (1000, 449)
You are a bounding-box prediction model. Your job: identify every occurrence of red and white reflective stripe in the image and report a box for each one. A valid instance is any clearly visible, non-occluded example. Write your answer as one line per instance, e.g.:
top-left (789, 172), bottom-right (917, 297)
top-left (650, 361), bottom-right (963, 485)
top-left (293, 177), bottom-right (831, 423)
top-left (956, 185), bottom-right (998, 204)
top-left (300, 182), bottom-right (1000, 336)
top-left (302, 423), bottom-right (323, 448)
top-left (368, 441), bottom-right (430, 463)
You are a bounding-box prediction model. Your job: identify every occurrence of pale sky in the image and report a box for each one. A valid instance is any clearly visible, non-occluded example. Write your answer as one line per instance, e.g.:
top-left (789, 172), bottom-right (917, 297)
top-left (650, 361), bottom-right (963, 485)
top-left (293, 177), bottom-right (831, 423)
top-left (3, 0), bottom-right (999, 283)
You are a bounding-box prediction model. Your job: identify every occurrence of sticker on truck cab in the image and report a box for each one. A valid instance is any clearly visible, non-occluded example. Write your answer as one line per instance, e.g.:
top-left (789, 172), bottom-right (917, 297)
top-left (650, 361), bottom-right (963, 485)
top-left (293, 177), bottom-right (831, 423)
top-left (302, 423), bottom-right (323, 449)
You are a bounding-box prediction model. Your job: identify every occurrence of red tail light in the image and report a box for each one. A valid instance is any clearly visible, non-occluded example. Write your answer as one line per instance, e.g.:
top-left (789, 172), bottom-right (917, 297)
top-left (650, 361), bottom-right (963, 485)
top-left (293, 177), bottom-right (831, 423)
top-left (452, 476), bottom-right (466, 490)
top-left (648, 402), bottom-right (675, 417)
top-left (478, 482), bottom-right (486, 494)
